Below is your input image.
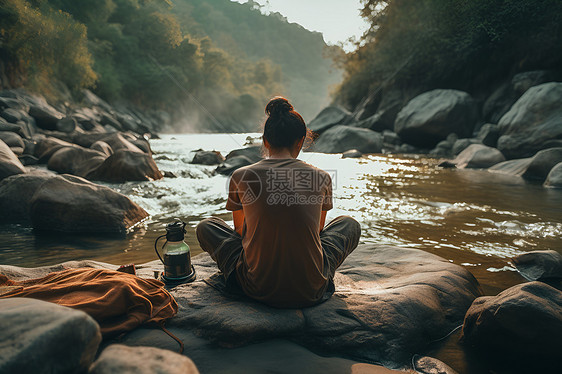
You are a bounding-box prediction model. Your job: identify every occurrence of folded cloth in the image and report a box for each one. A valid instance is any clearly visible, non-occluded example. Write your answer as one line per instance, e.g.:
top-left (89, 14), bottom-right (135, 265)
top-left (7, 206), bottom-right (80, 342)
top-left (0, 268), bottom-right (178, 338)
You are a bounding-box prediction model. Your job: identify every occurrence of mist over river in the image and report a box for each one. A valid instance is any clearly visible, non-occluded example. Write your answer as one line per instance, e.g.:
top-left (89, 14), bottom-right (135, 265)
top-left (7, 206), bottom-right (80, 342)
top-left (1, 133), bottom-right (561, 295)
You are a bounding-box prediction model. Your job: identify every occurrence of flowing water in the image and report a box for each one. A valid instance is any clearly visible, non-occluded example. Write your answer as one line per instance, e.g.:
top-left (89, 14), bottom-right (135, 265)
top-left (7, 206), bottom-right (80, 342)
top-left (1, 133), bottom-right (561, 372)
top-left (2, 133), bottom-right (561, 295)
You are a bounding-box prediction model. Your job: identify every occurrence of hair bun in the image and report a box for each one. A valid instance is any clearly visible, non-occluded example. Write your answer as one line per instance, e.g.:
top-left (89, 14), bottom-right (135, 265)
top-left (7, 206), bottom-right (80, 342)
top-left (265, 97), bottom-right (293, 116)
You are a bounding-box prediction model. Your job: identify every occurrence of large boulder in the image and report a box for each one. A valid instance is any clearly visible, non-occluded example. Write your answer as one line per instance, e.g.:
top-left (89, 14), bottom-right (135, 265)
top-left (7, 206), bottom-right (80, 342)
top-left (497, 82), bottom-right (562, 159)
top-left (394, 90), bottom-right (478, 148)
top-left (0, 131), bottom-right (24, 149)
top-left (461, 281), bottom-right (562, 371)
top-left (449, 144), bottom-right (505, 169)
top-left (34, 136), bottom-right (76, 163)
top-left (91, 140), bottom-right (113, 157)
top-left (89, 344), bottom-right (200, 374)
top-left (165, 245), bottom-right (481, 366)
top-left (308, 106), bottom-right (351, 134)
top-left (512, 250), bottom-right (562, 281)
top-left (544, 162), bottom-right (562, 188)
top-left (191, 150), bottom-right (225, 165)
top-left (30, 174), bottom-right (149, 235)
top-left (0, 171), bottom-right (56, 223)
top-left (476, 123), bottom-right (500, 147)
top-left (86, 149), bottom-right (163, 182)
top-left (488, 158), bottom-right (533, 176)
top-left (47, 146), bottom-right (107, 177)
top-left (0, 298), bottom-right (101, 374)
top-left (215, 146), bottom-right (263, 175)
top-left (0, 139), bottom-right (26, 181)
top-left (28, 102), bottom-right (64, 131)
top-left (310, 125), bottom-right (383, 154)
top-left (521, 147), bottom-right (562, 181)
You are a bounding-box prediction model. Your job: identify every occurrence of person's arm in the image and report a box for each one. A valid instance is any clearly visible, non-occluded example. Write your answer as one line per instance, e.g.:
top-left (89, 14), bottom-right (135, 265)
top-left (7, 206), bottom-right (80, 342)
top-left (233, 209), bottom-right (245, 236)
top-left (319, 210), bottom-right (327, 233)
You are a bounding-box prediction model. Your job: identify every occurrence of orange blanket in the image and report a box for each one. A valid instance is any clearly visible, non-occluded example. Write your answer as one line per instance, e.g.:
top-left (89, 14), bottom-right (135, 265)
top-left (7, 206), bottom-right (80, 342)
top-left (0, 268), bottom-right (178, 338)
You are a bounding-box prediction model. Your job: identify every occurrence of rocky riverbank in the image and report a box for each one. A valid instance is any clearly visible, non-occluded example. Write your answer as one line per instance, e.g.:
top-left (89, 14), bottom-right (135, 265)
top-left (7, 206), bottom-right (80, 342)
top-left (1, 245), bottom-right (560, 373)
top-left (0, 88), bottom-right (167, 235)
top-left (304, 70), bottom-right (562, 188)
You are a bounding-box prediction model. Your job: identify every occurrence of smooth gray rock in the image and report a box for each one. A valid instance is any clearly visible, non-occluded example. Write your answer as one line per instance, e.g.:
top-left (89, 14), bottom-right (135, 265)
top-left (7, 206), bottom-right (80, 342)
top-left (191, 150), bottom-right (225, 165)
top-left (497, 83), bottom-right (562, 159)
top-left (56, 116), bottom-right (77, 133)
top-left (521, 148), bottom-right (562, 181)
top-left (48, 146), bottom-right (107, 176)
top-left (461, 281), bottom-right (562, 371)
top-left (0, 298), bottom-right (101, 374)
top-left (395, 90), bottom-right (478, 148)
top-left (29, 102), bottom-right (64, 131)
top-left (0, 171), bottom-right (56, 223)
top-left (30, 174), bottom-right (149, 235)
top-left (451, 144), bottom-right (505, 169)
top-left (215, 155), bottom-right (256, 176)
top-left (452, 138), bottom-right (481, 156)
top-left (488, 158), bottom-right (533, 176)
top-left (476, 123), bottom-right (500, 147)
top-left (544, 162), bottom-right (562, 188)
top-left (166, 245), bottom-right (482, 366)
top-left (225, 146), bottom-right (262, 162)
top-left (512, 250), bottom-right (562, 281)
top-left (89, 344), bottom-right (200, 374)
top-left (86, 149), bottom-right (163, 182)
top-left (0, 139), bottom-right (26, 181)
top-left (308, 106), bottom-right (351, 134)
top-left (311, 125), bottom-right (382, 154)
top-left (0, 131), bottom-right (24, 149)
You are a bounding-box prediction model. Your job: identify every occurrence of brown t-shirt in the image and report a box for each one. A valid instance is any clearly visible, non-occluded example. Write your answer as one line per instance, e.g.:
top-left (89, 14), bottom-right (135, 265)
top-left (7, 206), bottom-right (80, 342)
top-left (226, 158), bottom-right (333, 308)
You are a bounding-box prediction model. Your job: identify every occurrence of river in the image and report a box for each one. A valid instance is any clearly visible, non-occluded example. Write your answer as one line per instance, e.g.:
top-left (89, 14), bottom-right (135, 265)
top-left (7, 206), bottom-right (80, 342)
top-left (2, 133), bottom-right (562, 297)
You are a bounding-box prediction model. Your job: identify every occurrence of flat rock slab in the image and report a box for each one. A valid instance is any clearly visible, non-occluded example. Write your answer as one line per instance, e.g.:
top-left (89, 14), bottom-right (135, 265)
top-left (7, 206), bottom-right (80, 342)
top-left (90, 344), bottom-right (200, 374)
top-left (0, 298), bottom-right (101, 374)
top-left (0, 245), bottom-right (482, 369)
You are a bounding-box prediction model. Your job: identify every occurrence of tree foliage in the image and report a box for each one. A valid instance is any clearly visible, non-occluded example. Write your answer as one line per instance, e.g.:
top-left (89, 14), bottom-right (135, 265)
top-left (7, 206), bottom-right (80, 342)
top-left (336, 0), bottom-right (562, 110)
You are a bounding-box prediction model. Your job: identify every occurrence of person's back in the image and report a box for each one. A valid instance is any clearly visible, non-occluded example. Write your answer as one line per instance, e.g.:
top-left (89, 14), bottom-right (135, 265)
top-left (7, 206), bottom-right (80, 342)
top-left (228, 158), bottom-right (332, 307)
top-left (196, 97), bottom-right (360, 308)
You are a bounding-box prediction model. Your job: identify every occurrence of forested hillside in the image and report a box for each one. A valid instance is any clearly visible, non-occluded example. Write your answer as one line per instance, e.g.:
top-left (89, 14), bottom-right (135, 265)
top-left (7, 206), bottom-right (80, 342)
top-left (0, 0), bottom-right (340, 131)
top-left (335, 0), bottom-right (562, 112)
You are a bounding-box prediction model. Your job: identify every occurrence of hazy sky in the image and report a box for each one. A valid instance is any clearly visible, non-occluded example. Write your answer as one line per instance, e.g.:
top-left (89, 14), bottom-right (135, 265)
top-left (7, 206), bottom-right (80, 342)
top-left (233, 0), bottom-right (369, 51)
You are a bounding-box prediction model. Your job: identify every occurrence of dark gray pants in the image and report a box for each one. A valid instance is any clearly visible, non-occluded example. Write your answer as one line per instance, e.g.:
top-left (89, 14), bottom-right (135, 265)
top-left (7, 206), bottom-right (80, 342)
top-left (196, 215), bottom-right (361, 288)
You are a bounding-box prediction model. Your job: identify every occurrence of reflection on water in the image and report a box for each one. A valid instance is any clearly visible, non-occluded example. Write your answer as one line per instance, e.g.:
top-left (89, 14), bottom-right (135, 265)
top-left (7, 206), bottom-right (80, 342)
top-left (1, 133), bottom-right (561, 296)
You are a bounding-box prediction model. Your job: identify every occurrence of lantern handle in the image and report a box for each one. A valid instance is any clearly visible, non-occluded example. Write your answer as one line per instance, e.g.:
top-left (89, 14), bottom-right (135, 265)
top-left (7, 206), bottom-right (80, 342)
top-left (154, 234), bottom-right (167, 264)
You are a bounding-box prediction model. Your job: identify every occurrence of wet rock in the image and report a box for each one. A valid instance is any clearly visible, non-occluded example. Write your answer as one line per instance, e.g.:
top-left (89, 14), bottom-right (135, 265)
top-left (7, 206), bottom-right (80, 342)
top-left (342, 149), bottom-right (362, 158)
top-left (215, 156), bottom-right (256, 176)
top-left (512, 250), bottom-right (562, 281)
top-left (166, 245), bottom-right (481, 366)
top-left (430, 134), bottom-right (458, 157)
top-left (451, 138), bottom-right (481, 156)
top-left (89, 344), bottom-right (200, 374)
top-left (28, 102), bottom-right (64, 131)
top-left (413, 356), bottom-right (459, 374)
top-left (521, 148), bottom-right (562, 181)
top-left (0, 139), bottom-right (26, 181)
top-left (311, 125), bottom-right (382, 154)
top-left (395, 90), bottom-right (478, 148)
top-left (0, 131), bottom-right (24, 149)
top-left (450, 144), bottom-right (505, 169)
top-left (497, 83), bottom-right (562, 159)
top-left (461, 281), bottom-right (562, 371)
top-left (191, 150), bottom-right (225, 165)
top-left (0, 298), bottom-right (101, 374)
top-left (544, 162), bottom-right (562, 188)
top-left (101, 133), bottom-right (144, 153)
top-left (476, 124), bottom-right (500, 147)
top-left (48, 146), bottom-right (107, 176)
top-left (0, 171), bottom-right (56, 223)
top-left (382, 130), bottom-right (402, 146)
top-left (30, 174), bottom-right (148, 235)
top-left (308, 106), bottom-right (352, 135)
top-left (86, 149), bottom-right (163, 182)
top-left (225, 145), bottom-right (262, 162)
top-left (18, 154), bottom-right (38, 166)
top-left (91, 140), bottom-right (113, 157)
top-left (488, 158), bottom-right (533, 176)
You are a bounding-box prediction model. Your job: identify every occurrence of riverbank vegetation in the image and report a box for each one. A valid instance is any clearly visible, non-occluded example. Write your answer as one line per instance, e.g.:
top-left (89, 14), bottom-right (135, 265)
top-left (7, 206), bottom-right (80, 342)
top-left (335, 0), bottom-right (562, 109)
top-left (0, 0), bottom-right (339, 130)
